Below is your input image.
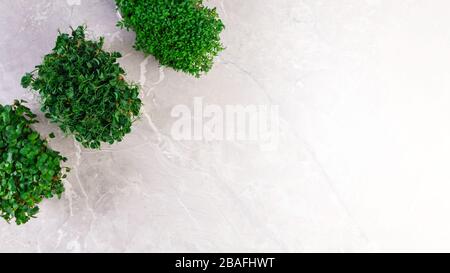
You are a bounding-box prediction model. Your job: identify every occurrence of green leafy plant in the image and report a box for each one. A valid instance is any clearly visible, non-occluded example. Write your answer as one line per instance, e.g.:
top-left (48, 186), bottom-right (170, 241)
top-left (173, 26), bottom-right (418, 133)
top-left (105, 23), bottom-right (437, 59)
top-left (0, 100), bottom-right (68, 225)
top-left (21, 26), bottom-right (142, 149)
top-left (116, 0), bottom-right (225, 77)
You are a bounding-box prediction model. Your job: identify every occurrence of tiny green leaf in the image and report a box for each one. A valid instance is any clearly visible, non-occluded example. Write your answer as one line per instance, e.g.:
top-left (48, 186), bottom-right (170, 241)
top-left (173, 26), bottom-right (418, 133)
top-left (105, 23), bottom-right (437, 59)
top-left (20, 73), bottom-right (33, 88)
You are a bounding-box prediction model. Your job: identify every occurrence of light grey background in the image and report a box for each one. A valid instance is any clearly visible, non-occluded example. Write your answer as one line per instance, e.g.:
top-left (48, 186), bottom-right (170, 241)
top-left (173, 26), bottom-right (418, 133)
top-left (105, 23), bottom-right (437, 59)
top-left (1, 0), bottom-right (450, 252)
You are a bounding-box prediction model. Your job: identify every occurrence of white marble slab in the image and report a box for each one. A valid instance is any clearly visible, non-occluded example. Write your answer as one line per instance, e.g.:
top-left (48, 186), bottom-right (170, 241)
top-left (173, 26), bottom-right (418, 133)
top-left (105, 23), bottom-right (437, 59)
top-left (1, 0), bottom-right (450, 252)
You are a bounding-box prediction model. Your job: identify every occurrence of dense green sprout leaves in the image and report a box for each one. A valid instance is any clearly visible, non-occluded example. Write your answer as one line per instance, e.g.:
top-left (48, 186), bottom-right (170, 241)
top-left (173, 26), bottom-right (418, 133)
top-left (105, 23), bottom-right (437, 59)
top-left (0, 100), bottom-right (68, 225)
top-left (116, 0), bottom-right (225, 77)
top-left (22, 26), bottom-right (142, 149)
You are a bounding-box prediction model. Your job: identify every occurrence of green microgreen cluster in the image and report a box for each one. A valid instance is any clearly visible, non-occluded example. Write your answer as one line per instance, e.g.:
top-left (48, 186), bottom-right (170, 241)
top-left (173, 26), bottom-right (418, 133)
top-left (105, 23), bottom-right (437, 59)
top-left (116, 0), bottom-right (225, 77)
top-left (0, 100), bottom-right (68, 225)
top-left (21, 26), bottom-right (142, 149)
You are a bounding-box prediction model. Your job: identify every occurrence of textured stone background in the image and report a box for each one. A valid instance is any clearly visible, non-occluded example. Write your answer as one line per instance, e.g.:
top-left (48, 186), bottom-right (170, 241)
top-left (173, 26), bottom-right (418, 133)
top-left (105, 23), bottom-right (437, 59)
top-left (1, 0), bottom-right (450, 252)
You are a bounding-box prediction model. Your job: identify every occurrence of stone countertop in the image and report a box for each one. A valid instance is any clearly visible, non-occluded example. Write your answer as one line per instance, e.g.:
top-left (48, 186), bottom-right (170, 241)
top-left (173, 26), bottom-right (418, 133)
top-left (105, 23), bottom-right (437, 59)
top-left (1, 0), bottom-right (450, 252)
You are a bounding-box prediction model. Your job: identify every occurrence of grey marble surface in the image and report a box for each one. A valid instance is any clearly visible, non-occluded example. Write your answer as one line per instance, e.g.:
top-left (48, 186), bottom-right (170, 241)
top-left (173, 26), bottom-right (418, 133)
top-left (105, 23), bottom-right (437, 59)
top-left (1, 0), bottom-right (450, 252)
